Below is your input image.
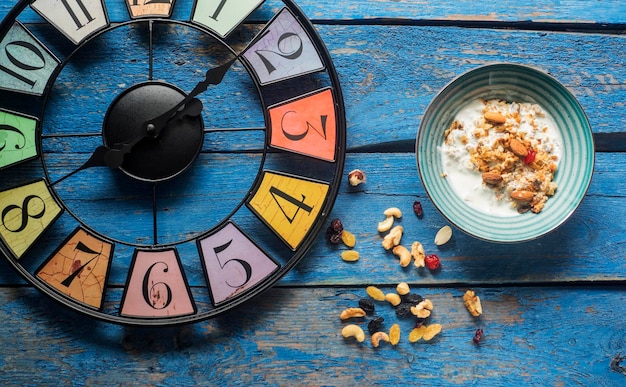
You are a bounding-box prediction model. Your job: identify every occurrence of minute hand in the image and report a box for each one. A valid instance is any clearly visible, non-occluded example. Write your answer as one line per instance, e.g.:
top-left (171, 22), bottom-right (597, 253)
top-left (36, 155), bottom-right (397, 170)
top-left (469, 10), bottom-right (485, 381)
top-left (143, 56), bottom-right (238, 138)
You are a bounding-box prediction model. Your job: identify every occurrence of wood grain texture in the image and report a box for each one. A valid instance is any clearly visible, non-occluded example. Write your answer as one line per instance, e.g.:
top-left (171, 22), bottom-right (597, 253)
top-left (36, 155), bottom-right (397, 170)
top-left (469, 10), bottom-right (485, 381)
top-left (1, 0), bottom-right (626, 385)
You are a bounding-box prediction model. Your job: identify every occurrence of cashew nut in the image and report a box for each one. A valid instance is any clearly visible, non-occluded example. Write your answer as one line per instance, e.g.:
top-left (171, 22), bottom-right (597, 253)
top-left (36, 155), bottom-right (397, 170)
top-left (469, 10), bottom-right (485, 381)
top-left (385, 292), bottom-right (402, 307)
top-left (341, 324), bottom-right (365, 342)
top-left (411, 241), bottom-right (425, 268)
top-left (340, 307), bottom-right (366, 320)
top-left (392, 245), bottom-right (412, 267)
top-left (383, 207), bottom-right (402, 218)
top-left (371, 331), bottom-right (390, 347)
top-left (377, 216), bottom-right (394, 232)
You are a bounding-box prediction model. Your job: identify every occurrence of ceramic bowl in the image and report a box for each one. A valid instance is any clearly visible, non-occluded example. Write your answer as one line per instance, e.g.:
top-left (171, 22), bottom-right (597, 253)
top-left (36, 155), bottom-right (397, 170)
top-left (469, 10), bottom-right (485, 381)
top-left (416, 63), bottom-right (594, 243)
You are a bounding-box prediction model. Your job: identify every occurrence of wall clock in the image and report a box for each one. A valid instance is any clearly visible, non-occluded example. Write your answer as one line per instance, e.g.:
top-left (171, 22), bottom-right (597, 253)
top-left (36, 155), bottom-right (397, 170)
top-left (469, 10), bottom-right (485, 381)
top-left (0, 0), bottom-right (345, 326)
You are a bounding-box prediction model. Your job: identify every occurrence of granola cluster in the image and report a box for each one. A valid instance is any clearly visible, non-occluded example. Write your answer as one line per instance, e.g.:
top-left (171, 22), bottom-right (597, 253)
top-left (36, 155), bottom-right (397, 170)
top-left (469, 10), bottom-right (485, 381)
top-left (443, 98), bottom-right (560, 214)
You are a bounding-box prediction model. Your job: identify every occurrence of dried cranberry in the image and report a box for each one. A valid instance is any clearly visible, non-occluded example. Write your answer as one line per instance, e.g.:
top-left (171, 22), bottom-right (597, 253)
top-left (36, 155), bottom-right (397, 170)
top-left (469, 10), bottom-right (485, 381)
top-left (524, 148), bottom-right (536, 164)
top-left (358, 298), bottom-right (375, 315)
top-left (367, 316), bottom-right (384, 334)
top-left (325, 218), bottom-right (343, 244)
top-left (424, 254), bottom-right (441, 270)
top-left (473, 328), bottom-right (484, 345)
top-left (413, 201), bottom-right (424, 218)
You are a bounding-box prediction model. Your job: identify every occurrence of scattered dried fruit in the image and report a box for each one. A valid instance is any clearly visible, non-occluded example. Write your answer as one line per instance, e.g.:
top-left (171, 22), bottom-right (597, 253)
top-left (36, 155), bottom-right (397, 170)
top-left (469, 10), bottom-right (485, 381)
top-left (326, 218), bottom-right (343, 244)
top-left (463, 290), bottom-right (483, 317)
top-left (340, 230), bottom-right (356, 248)
top-left (347, 169), bottom-right (366, 186)
top-left (524, 148), bottom-right (536, 164)
top-left (413, 201), bottom-right (424, 218)
top-left (392, 245), bottom-right (412, 267)
top-left (396, 282), bottom-right (410, 296)
top-left (424, 254), bottom-right (441, 270)
top-left (434, 225), bottom-right (452, 246)
top-left (371, 331), bottom-right (390, 347)
top-left (341, 250), bottom-right (360, 262)
top-left (385, 293), bottom-right (402, 307)
top-left (389, 323), bottom-right (401, 345)
top-left (411, 241), bottom-right (425, 268)
top-left (366, 286), bottom-right (386, 301)
top-left (340, 307), bottom-right (366, 320)
top-left (341, 324), bottom-right (365, 342)
top-left (422, 323), bottom-right (442, 341)
top-left (409, 325), bottom-right (427, 342)
top-left (367, 316), bottom-right (384, 334)
top-left (473, 328), bottom-right (484, 345)
top-left (358, 298), bottom-right (375, 315)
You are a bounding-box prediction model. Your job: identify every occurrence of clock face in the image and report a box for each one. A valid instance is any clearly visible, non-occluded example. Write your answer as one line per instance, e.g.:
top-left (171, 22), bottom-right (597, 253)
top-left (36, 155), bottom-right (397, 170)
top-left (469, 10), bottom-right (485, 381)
top-left (0, 0), bottom-right (345, 326)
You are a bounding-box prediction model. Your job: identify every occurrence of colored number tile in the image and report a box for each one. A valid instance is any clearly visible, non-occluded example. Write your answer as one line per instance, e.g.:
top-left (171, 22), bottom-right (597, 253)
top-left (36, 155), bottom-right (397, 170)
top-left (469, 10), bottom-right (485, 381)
top-left (31, 0), bottom-right (109, 45)
top-left (197, 221), bottom-right (280, 306)
top-left (0, 180), bottom-right (63, 259)
top-left (242, 7), bottom-right (324, 85)
top-left (119, 248), bottom-right (196, 319)
top-left (192, 0), bottom-right (264, 38)
top-left (0, 109), bottom-right (39, 170)
top-left (268, 88), bottom-right (337, 162)
top-left (36, 227), bottom-right (113, 310)
top-left (124, 0), bottom-right (176, 19)
top-left (247, 171), bottom-right (329, 250)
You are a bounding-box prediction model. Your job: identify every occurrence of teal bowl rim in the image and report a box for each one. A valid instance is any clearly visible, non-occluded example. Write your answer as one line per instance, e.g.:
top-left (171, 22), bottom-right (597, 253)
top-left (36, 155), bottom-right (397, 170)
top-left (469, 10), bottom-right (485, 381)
top-left (416, 63), bottom-right (595, 243)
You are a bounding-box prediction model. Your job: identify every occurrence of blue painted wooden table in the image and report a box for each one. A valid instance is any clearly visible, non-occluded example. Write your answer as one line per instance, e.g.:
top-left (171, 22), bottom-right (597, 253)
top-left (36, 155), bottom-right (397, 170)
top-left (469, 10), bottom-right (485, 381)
top-left (1, 0), bottom-right (626, 385)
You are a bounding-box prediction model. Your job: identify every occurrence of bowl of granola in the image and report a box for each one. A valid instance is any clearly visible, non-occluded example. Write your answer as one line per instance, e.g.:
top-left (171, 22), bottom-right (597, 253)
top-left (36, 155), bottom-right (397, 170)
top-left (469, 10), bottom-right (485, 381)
top-left (417, 63), bottom-right (594, 243)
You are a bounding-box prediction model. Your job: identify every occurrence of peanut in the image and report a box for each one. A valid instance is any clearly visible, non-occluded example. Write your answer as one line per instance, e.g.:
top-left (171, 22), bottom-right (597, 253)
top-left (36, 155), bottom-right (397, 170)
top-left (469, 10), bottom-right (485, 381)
top-left (342, 324), bottom-right (365, 342)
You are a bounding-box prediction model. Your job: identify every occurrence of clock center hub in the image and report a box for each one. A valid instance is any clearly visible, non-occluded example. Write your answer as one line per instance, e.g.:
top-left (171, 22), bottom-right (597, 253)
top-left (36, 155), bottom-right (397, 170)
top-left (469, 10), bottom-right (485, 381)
top-left (102, 81), bottom-right (204, 182)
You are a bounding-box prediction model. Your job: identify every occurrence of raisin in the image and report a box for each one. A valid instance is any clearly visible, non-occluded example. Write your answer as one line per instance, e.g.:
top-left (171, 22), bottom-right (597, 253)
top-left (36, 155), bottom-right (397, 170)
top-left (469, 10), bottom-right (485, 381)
top-left (425, 254), bottom-right (441, 270)
top-left (413, 201), bottom-right (424, 218)
top-left (358, 298), bottom-right (375, 315)
top-left (367, 316), bottom-right (384, 334)
top-left (401, 293), bottom-right (424, 305)
top-left (473, 328), bottom-right (484, 345)
top-left (326, 218), bottom-right (343, 244)
top-left (395, 302), bottom-right (412, 318)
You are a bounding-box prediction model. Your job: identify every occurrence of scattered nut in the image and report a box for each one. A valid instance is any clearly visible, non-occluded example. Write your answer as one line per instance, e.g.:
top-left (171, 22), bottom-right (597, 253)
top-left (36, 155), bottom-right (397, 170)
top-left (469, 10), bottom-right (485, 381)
top-left (347, 169), bottom-right (366, 186)
top-left (340, 307), bottom-right (366, 320)
top-left (510, 190), bottom-right (534, 202)
top-left (396, 282), bottom-right (410, 296)
top-left (366, 286), bottom-right (386, 301)
top-left (434, 225), bottom-right (452, 246)
top-left (484, 110), bottom-right (507, 124)
top-left (383, 207), bottom-right (402, 218)
top-left (382, 225), bottom-right (403, 250)
top-left (410, 303), bottom-right (431, 319)
top-left (422, 323), bottom-right (442, 341)
top-left (342, 324), bottom-right (365, 342)
top-left (422, 299), bottom-right (434, 310)
top-left (411, 242), bottom-right (425, 268)
top-left (371, 331), bottom-right (390, 347)
top-left (463, 290), bottom-right (483, 317)
top-left (409, 325), bottom-right (427, 342)
top-left (385, 293), bottom-right (402, 307)
top-left (377, 216), bottom-right (394, 233)
top-left (392, 245), bottom-right (412, 267)
top-left (341, 250), bottom-right (360, 262)
top-left (481, 171), bottom-right (503, 185)
top-left (340, 230), bottom-right (356, 248)
top-left (389, 323), bottom-right (401, 345)
top-left (509, 138), bottom-right (528, 157)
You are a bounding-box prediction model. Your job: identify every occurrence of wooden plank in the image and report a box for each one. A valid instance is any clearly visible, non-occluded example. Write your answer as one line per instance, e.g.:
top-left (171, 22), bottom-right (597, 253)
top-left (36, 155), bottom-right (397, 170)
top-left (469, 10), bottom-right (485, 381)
top-left (2, 0), bottom-right (626, 25)
top-left (0, 286), bottom-right (625, 385)
top-left (0, 152), bottom-right (623, 287)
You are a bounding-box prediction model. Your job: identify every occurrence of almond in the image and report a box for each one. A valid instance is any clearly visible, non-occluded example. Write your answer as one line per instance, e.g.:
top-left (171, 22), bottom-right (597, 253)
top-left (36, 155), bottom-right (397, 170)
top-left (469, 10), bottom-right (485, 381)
top-left (484, 110), bottom-right (507, 124)
top-left (509, 138), bottom-right (528, 157)
top-left (510, 190), bottom-right (534, 202)
top-left (482, 172), bottom-right (503, 185)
